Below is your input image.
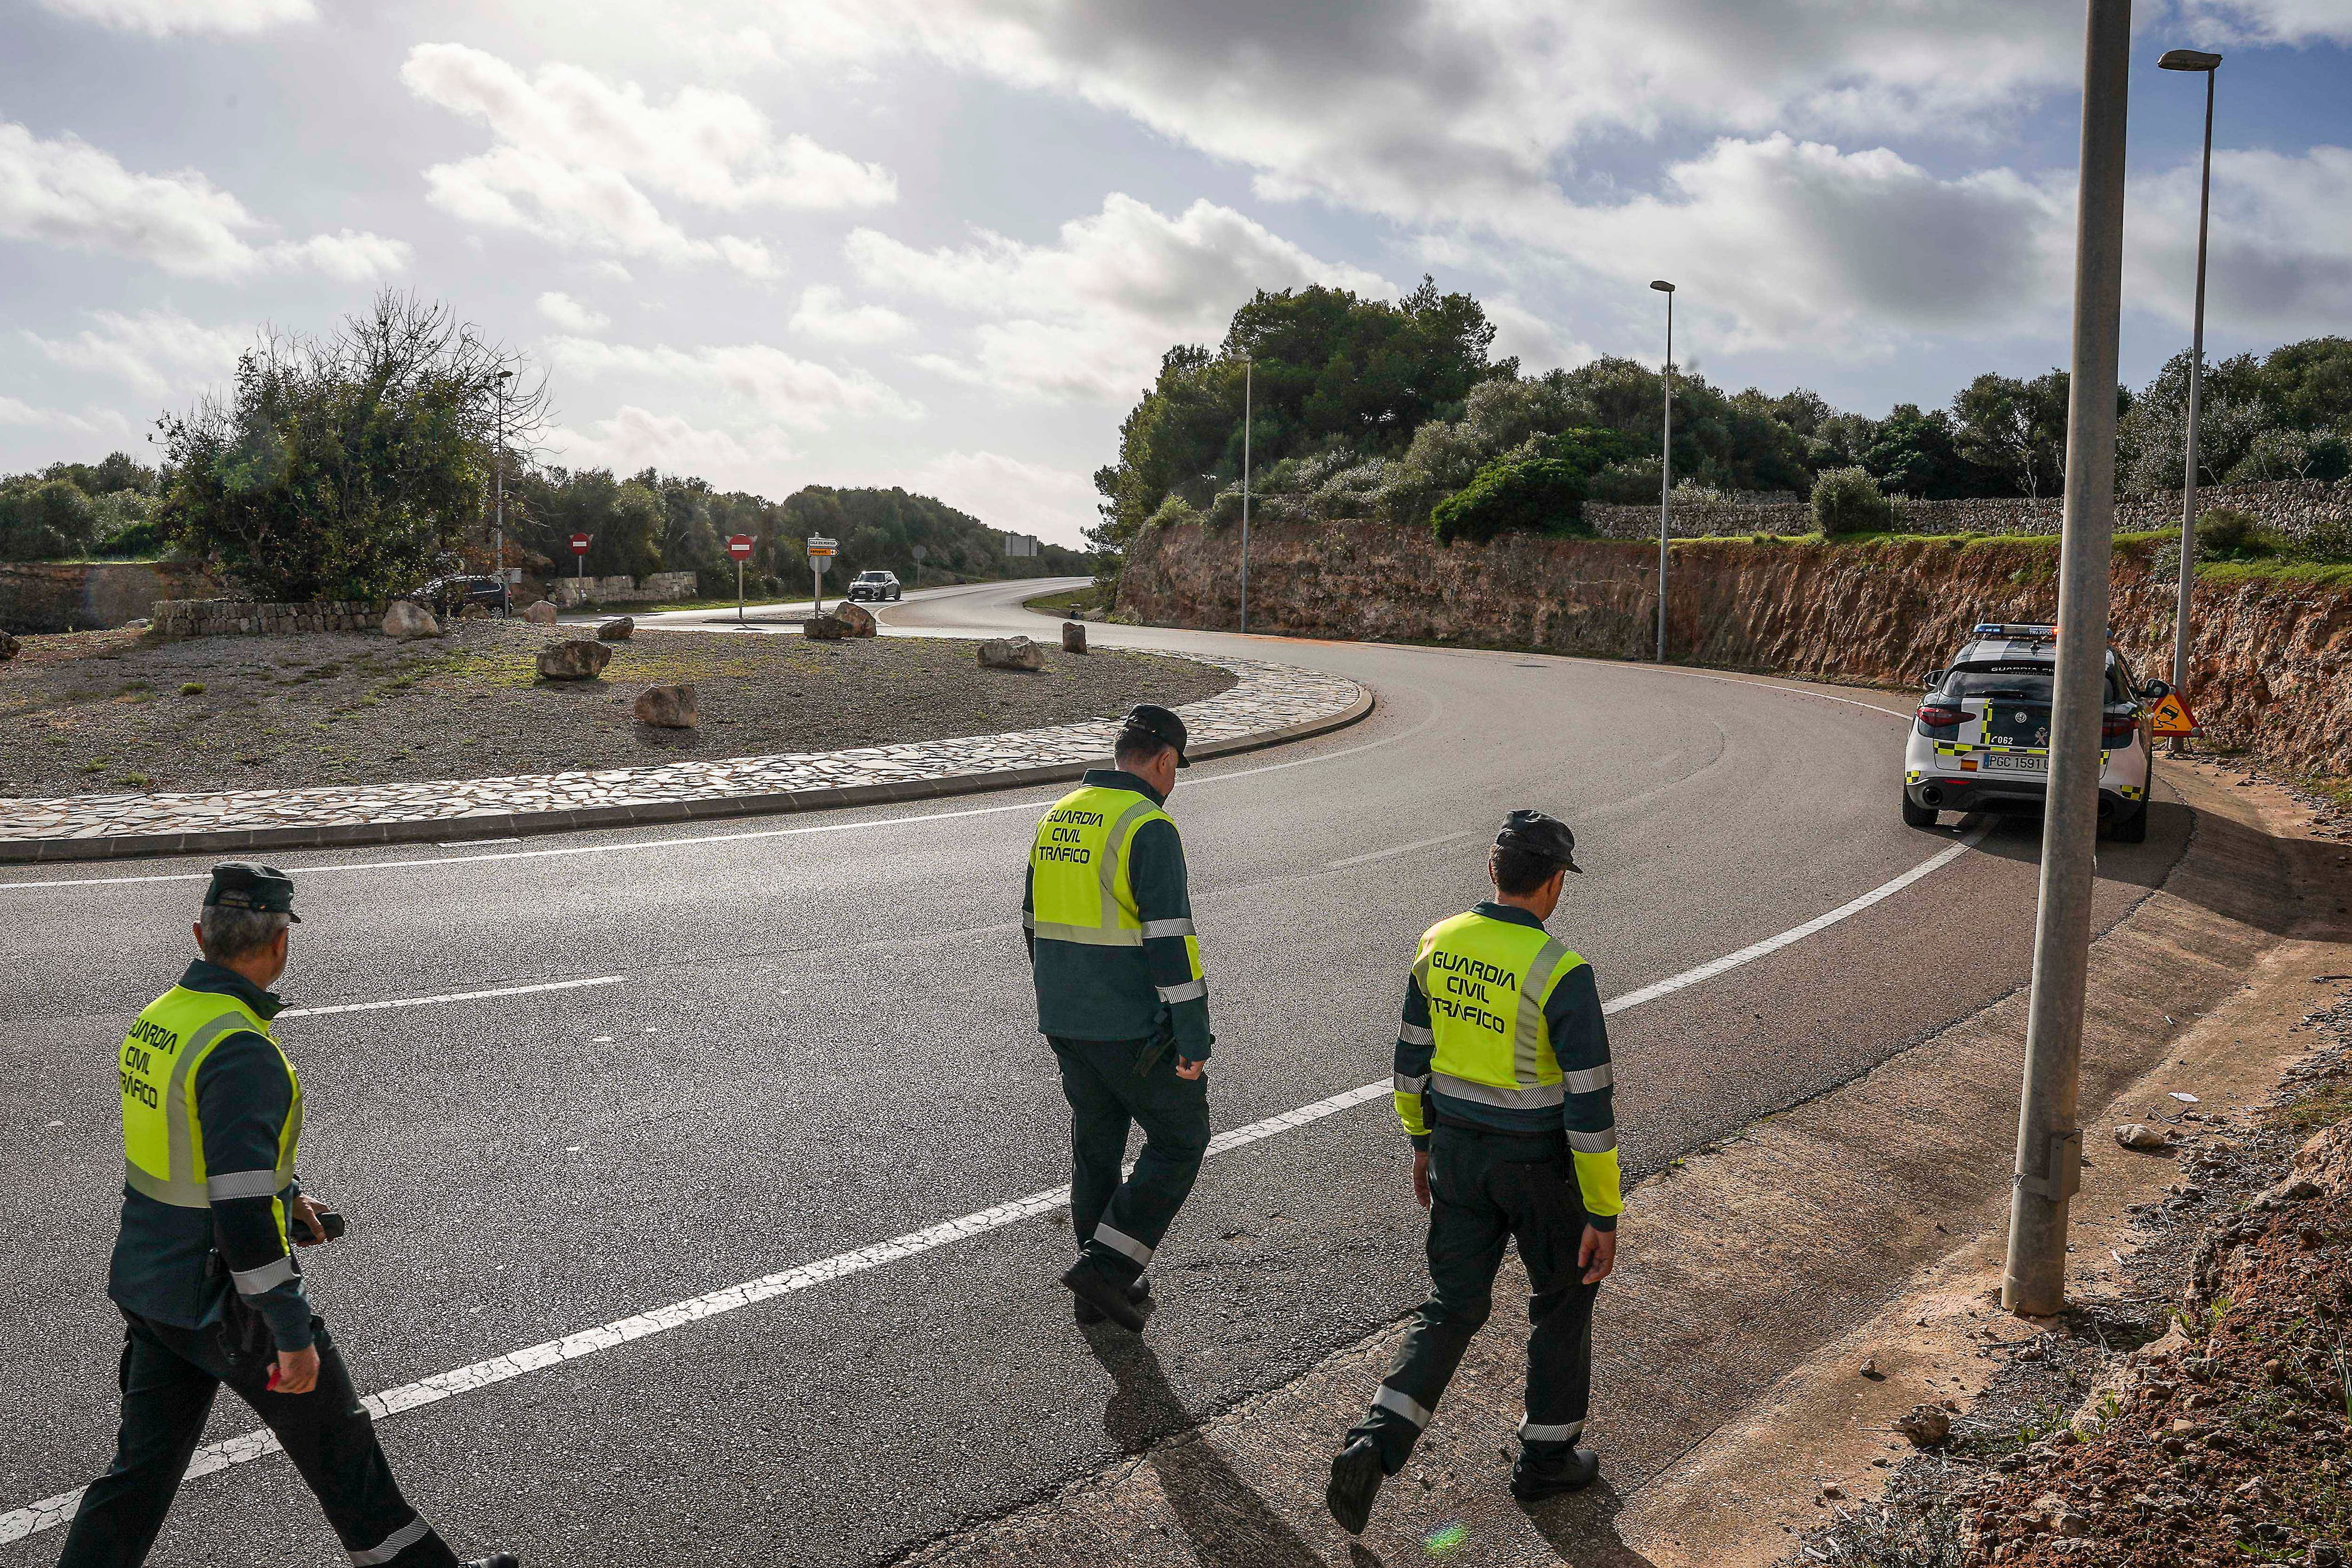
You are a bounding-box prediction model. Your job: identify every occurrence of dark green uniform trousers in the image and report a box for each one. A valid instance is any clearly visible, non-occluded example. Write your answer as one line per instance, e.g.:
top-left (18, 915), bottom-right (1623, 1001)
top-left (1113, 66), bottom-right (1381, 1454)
top-left (1349, 1121), bottom-right (1602, 1474)
top-left (1050, 1034), bottom-right (1209, 1281)
top-left (60, 1310), bottom-right (458, 1568)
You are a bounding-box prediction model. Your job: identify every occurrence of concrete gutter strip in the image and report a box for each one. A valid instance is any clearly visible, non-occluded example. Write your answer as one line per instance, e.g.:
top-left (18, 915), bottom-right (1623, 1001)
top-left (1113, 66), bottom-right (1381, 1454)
top-left (0, 654), bottom-right (1371, 865)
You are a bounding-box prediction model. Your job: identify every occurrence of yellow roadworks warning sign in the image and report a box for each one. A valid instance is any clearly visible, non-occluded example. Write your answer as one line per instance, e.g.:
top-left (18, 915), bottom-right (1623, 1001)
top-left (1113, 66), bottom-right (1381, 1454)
top-left (2149, 692), bottom-right (2199, 737)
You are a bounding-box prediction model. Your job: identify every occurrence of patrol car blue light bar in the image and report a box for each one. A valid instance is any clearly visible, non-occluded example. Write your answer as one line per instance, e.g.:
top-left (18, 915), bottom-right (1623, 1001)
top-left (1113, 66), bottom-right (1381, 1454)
top-left (1972, 622), bottom-right (2058, 638)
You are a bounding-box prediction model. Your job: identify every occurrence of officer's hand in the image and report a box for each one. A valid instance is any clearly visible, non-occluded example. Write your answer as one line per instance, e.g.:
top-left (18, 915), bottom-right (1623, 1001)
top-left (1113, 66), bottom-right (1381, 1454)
top-left (1578, 1225), bottom-right (1617, 1285)
top-left (268, 1346), bottom-right (319, 1396)
top-left (1412, 1149), bottom-right (1431, 1210)
top-left (1174, 1056), bottom-right (1206, 1081)
top-left (291, 1194), bottom-right (332, 1246)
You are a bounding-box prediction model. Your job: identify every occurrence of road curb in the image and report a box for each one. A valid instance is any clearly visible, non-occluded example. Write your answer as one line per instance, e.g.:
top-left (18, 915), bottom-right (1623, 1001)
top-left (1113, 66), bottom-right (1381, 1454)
top-left (0, 676), bottom-right (1372, 866)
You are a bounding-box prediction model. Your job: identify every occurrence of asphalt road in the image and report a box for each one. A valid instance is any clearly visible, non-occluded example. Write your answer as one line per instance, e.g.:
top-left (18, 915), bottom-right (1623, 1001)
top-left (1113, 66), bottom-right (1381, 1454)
top-left (0, 579), bottom-right (2187, 1567)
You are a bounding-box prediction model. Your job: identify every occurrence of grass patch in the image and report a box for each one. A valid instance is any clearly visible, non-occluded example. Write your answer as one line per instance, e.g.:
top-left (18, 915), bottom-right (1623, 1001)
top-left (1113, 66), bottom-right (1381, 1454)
top-left (2197, 558), bottom-right (2352, 589)
top-left (2266, 1078), bottom-right (2352, 1137)
top-left (1025, 585), bottom-right (1103, 618)
top-left (178, 682), bottom-right (205, 696)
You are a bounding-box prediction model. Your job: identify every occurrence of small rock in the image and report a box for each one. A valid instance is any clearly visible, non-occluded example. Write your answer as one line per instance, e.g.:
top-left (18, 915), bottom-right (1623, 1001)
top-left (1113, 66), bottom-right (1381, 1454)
top-left (1859, 1356), bottom-right (1884, 1380)
top-left (802, 614), bottom-right (849, 641)
top-left (597, 616), bottom-right (634, 641)
top-left (978, 634), bottom-right (1046, 671)
top-left (1820, 1482), bottom-right (1844, 1500)
top-left (1894, 1405), bottom-right (1952, 1447)
top-left (2287, 1179), bottom-right (2323, 1201)
top-left (0, 628), bottom-right (20, 661)
top-left (831, 600), bottom-right (877, 637)
top-left (1062, 619), bottom-right (1087, 653)
top-left (535, 639), bottom-right (612, 681)
top-left (462, 602), bottom-right (489, 620)
top-left (2309, 1544), bottom-right (2346, 1568)
top-left (381, 601), bottom-right (441, 640)
top-left (2117, 1123), bottom-right (2175, 1151)
top-left (523, 600), bottom-right (558, 624)
top-left (2302, 1226), bottom-right (2329, 1250)
top-left (633, 683), bottom-right (697, 728)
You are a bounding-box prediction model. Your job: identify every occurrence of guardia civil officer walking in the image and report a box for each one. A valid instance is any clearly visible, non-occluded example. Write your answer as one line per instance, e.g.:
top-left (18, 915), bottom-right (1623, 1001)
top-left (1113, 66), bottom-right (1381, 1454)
top-left (1023, 704), bottom-right (1212, 1331)
top-left (61, 863), bottom-right (516, 1568)
top-left (1327, 812), bottom-right (1623, 1533)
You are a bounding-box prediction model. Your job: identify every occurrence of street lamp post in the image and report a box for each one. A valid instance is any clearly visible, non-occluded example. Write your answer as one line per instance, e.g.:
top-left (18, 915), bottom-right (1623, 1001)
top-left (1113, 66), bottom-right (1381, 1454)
top-left (2002, 0), bottom-right (2132, 1319)
top-left (1650, 281), bottom-right (1676, 662)
top-left (1240, 354), bottom-right (1253, 636)
top-left (493, 369), bottom-right (513, 602)
top-left (2159, 47), bottom-right (2222, 740)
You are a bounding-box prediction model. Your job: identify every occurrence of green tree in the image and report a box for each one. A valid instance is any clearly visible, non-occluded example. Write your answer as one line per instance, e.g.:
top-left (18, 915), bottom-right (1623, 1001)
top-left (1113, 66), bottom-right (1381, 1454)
top-left (155, 292), bottom-right (542, 601)
top-left (1952, 371), bottom-right (2070, 500)
top-left (0, 477), bottom-right (100, 560)
top-left (1812, 467), bottom-right (1895, 536)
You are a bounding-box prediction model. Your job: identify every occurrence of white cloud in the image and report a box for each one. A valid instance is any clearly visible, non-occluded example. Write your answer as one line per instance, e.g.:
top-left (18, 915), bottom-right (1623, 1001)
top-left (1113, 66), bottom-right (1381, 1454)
top-left (0, 396), bottom-right (131, 437)
top-left (849, 193), bottom-right (1397, 398)
top-left (546, 405), bottom-right (795, 476)
top-left (2125, 143), bottom-right (2352, 331)
top-left (35, 0), bottom-right (312, 36)
top-left (1481, 299), bottom-right (1593, 374)
top-left (538, 291), bottom-right (612, 333)
top-left (2175, 0), bottom-right (2352, 46)
top-left (1521, 135), bottom-right (2070, 352)
top-left (28, 308), bottom-right (247, 395)
top-left (0, 122), bottom-right (408, 281)
top-left (544, 335), bottom-right (923, 427)
top-left (402, 43), bottom-right (889, 272)
top-left (789, 284), bottom-right (913, 344)
top-left (903, 449), bottom-right (1098, 544)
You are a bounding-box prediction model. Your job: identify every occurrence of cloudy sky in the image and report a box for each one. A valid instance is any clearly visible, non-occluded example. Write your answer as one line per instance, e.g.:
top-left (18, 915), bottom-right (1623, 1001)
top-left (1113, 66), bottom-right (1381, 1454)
top-left (3, 1), bottom-right (2347, 543)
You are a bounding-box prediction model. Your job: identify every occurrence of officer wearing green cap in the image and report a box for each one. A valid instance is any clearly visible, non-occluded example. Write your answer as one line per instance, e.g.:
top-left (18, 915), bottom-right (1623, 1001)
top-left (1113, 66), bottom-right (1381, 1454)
top-left (61, 864), bottom-right (516, 1568)
top-left (1326, 811), bottom-right (1623, 1534)
top-left (1022, 703), bottom-right (1212, 1331)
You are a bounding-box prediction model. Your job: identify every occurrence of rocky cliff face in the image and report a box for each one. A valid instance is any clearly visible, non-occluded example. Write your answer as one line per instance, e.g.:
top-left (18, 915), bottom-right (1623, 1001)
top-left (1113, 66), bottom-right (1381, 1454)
top-left (1120, 520), bottom-right (2352, 779)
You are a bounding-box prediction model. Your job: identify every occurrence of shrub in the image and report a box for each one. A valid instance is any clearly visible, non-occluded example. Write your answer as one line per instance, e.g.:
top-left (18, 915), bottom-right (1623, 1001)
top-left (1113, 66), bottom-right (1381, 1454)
top-left (1430, 457), bottom-right (1591, 546)
top-left (2194, 505), bottom-right (2270, 559)
top-left (1812, 466), bottom-right (1895, 536)
top-left (0, 478), bottom-right (100, 560)
top-left (1144, 495), bottom-right (1202, 531)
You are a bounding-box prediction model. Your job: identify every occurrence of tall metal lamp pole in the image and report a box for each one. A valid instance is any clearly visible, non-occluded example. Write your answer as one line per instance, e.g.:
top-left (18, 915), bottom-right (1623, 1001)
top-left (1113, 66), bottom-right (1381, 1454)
top-left (1650, 281), bottom-right (1676, 662)
top-left (1240, 354), bottom-right (1253, 636)
top-left (2158, 47), bottom-right (2222, 737)
top-left (493, 369), bottom-right (513, 599)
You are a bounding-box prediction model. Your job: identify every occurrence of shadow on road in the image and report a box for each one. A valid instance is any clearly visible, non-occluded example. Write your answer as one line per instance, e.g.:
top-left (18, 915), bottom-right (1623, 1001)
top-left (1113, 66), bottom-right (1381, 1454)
top-left (1086, 1326), bottom-right (1327, 1568)
top-left (1521, 1476), bottom-right (1657, 1567)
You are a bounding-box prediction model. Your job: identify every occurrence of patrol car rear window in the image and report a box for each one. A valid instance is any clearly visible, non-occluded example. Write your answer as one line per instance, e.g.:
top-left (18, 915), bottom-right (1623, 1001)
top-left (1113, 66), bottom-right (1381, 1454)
top-left (1941, 665), bottom-right (2128, 703)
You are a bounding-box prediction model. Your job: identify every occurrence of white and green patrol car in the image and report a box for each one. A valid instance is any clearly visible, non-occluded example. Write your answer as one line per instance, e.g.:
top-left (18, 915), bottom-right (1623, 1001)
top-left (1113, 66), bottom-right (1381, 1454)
top-left (1902, 621), bottom-right (2169, 843)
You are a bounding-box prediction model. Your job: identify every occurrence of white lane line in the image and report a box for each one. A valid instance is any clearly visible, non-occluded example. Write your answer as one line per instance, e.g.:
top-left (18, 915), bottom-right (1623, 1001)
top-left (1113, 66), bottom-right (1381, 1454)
top-left (1323, 830), bottom-right (1480, 871)
top-left (1598, 825), bottom-right (1988, 1017)
top-left (280, 976), bottom-right (625, 1019)
top-left (0, 823), bottom-right (1988, 1544)
top-left (0, 711), bottom-right (1430, 894)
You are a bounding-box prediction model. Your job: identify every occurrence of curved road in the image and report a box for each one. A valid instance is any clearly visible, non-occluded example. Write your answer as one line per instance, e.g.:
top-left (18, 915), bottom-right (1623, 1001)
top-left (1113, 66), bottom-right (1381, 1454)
top-left (0, 580), bottom-right (2185, 1567)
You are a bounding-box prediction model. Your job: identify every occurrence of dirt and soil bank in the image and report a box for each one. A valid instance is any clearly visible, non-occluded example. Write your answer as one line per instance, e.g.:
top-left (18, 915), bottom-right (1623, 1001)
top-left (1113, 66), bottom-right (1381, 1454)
top-left (1118, 520), bottom-right (2352, 780)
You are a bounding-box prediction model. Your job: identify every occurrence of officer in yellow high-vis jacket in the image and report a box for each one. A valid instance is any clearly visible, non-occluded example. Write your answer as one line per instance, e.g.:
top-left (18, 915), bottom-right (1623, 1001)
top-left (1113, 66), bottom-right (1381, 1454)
top-left (1023, 705), bottom-right (1211, 1332)
top-left (61, 864), bottom-right (515, 1568)
top-left (1327, 812), bottom-right (1622, 1534)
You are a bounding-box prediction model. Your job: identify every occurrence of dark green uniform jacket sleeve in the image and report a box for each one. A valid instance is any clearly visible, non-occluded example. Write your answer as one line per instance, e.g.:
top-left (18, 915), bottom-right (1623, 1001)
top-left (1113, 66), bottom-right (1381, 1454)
top-left (1543, 964), bottom-right (1620, 1231)
top-left (1127, 817), bottom-right (1213, 1060)
top-left (194, 1034), bottom-right (314, 1349)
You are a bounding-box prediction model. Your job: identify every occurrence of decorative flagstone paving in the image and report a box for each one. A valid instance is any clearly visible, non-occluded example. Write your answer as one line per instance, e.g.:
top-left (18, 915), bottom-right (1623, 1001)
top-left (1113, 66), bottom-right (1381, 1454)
top-left (0, 653), bottom-right (1368, 862)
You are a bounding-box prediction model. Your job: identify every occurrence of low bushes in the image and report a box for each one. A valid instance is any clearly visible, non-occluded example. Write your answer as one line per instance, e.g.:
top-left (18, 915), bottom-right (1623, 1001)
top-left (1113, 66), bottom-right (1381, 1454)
top-left (1812, 467), bottom-right (1896, 535)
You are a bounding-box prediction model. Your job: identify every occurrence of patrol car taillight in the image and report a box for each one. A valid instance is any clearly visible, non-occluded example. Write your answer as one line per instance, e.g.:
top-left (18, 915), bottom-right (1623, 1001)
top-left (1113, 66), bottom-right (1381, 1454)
top-left (2101, 715), bottom-right (2137, 742)
top-left (1917, 704), bottom-right (1967, 729)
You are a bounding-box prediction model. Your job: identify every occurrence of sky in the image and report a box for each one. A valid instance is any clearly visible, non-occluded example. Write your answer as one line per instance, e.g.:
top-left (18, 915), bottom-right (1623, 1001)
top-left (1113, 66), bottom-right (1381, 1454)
top-left (2, 1), bottom-right (2348, 545)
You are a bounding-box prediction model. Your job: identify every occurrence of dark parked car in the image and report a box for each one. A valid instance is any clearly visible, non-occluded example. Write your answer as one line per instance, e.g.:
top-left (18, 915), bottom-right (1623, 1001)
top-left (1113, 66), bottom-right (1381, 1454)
top-left (407, 574), bottom-right (511, 618)
top-left (847, 570), bottom-right (902, 603)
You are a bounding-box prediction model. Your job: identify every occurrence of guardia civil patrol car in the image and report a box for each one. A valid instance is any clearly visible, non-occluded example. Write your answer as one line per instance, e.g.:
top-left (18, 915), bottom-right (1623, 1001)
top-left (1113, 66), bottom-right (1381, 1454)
top-left (1902, 621), bottom-right (2170, 843)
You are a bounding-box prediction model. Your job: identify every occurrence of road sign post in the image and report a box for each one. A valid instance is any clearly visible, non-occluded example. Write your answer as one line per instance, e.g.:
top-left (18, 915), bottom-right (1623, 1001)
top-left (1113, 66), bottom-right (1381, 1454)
top-left (570, 533), bottom-right (590, 589)
top-left (911, 543), bottom-right (926, 592)
top-left (728, 533), bottom-right (754, 626)
top-left (2003, 0), bottom-right (2131, 1321)
top-left (2148, 691), bottom-right (2199, 738)
top-left (807, 535), bottom-right (837, 616)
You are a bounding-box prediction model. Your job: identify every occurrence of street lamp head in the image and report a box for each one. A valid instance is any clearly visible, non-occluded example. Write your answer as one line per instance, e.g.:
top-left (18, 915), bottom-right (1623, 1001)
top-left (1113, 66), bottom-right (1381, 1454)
top-left (495, 369), bottom-right (515, 381)
top-left (2158, 48), bottom-right (2222, 70)
top-left (1649, 280), bottom-right (1675, 293)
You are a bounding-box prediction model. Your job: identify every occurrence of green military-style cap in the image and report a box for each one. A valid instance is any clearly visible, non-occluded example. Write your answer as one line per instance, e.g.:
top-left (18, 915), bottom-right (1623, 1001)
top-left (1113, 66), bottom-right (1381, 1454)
top-left (203, 861), bottom-right (302, 921)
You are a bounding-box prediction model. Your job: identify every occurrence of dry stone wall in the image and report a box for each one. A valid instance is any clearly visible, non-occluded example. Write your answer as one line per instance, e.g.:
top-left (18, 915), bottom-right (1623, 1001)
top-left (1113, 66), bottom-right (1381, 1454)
top-left (151, 598), bottom-right (382, 638)
top-left (0, 561), bottom-right (216, 633)
top-left (1586, 478), bottom-right (2352, 545)
top-left (550, 571), bottom-right (699, 607)
top-left (1120, 518), bottom-right (2352, 780)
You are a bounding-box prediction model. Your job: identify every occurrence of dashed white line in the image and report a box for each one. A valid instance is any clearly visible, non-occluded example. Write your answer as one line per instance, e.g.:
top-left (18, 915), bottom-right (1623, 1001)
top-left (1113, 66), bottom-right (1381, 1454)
top-left (280, 976), bottom-right (626, 1019)
top-left (0, 822), bottom-right (1986, 1544)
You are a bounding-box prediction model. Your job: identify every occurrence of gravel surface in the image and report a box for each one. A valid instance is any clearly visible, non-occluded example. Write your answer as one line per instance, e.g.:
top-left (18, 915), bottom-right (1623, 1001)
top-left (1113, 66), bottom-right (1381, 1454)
top-left (0, 622), bottom-right (1233, 795)
top-left (1794, 995), bottom-right (2352, 1568)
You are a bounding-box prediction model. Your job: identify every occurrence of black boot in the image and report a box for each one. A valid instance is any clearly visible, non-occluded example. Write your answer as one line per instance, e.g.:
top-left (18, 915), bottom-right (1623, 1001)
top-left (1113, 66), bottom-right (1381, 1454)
top-left (1061, 1258), bottom-right (1147, 1330)
top-left (1326, 1438), bottom-right (1384, 1535)
top-left (1510, 1445), bottom-right (1598, 1502)
top-left (464, 1557), bottom-right (520, 1568)
top-left (1072, 1272), bottom-right (1152, 1326)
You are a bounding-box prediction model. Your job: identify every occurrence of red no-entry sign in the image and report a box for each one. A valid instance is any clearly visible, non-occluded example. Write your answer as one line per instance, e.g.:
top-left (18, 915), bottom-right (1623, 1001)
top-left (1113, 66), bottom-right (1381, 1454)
top-left (728, 534), bottom-right (755, 560)
top-left (569, 533), bottom-right (591, 556)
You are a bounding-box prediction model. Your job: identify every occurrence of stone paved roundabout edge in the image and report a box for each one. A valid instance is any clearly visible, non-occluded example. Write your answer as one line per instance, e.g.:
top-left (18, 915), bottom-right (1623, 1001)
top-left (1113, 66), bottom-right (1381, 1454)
top-left (0, 653), bottom-right (1370, 863)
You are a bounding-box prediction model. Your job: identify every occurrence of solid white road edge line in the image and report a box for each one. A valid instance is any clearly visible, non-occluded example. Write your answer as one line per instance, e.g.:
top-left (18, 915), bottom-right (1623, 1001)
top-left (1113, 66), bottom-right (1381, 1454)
top-left (279, 976), bottom-right (626, 1019)
top-left (0, 822), bottom-right (1988, 1544)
